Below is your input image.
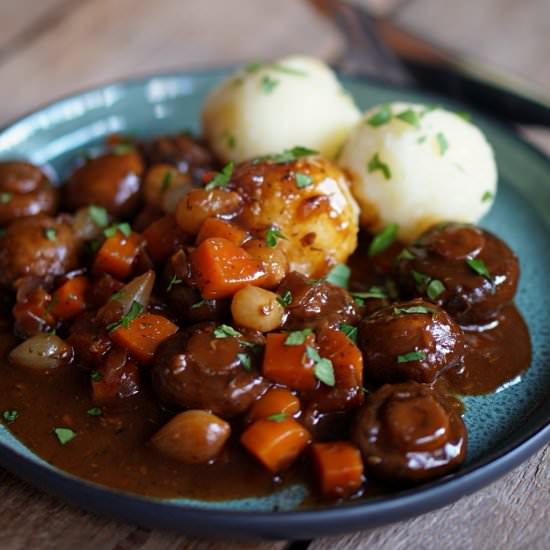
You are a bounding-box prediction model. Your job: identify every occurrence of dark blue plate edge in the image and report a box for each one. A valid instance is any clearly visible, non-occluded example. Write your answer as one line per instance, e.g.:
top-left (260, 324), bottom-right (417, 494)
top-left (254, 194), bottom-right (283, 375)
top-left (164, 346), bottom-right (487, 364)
top-left (0, 68), bottom-right (548, 539)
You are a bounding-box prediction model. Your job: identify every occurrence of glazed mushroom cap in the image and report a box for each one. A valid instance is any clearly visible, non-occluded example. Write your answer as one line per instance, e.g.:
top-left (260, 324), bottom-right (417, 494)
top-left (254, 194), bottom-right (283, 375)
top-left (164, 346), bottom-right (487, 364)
top-left (396, 222), bottom-right (519, 324)
top-left (359, 299), bottom-right (464, 384)
top-left (353, 382), bottom-right (467, 483)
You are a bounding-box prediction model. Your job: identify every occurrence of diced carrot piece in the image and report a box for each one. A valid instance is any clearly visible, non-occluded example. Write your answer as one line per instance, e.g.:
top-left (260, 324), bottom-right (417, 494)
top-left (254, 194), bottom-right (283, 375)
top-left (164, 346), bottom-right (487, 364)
top-left (143, 215), bottom-right (187, 263)
top-left (311, 441), bottom-right (364, 498)
top-left (191, 237), bottom-right (266, 299)
top-left (51, 276), bottom-right (90, 320)
top-left (110, 313), bottom-right (178, 364)
top-left (241, 418), bottom-right (311, 473)
top-left (262, 333), bottom-right (316, 391)
top-left (93, 231), bottom-right (141, 279)
top-left (196, 217), bottom-right (247, 247)
top-left (248, 388), bottom-right (301, 422)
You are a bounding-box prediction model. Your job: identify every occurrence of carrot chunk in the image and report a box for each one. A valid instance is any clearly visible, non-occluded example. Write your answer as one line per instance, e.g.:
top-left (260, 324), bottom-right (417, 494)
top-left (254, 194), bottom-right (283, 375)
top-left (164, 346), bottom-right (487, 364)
top-left (241, 418), bottom-right (311, 473)
top-left (262, 333), bottom-right (316, 391)
top-left (143, 215), bottom-right (187, 263)
top-left (248, 388), bottom-right (301, 422)
top-left (93, 231), bottom-right (141, 279)
top-left (311, 441), bottom-right (364, 498)
top-left (196, 217), bottom-right (247, 247)
top-left (191, 237), bottom-right (266, 299)
top-left (51, 276), bottom-right (90, 320)
top-left (110, 313), bottom-right (178, 364)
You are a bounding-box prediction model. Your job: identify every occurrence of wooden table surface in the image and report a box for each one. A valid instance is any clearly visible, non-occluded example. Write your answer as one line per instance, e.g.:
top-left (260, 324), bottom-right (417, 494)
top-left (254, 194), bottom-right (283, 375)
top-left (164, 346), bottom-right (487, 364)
top-left (0, 1), bottom-right (548, 548)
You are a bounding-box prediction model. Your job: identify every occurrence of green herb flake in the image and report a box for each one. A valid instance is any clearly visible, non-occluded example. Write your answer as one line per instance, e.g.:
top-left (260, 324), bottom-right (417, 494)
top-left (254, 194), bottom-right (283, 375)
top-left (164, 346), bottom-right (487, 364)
top-left (271, 64), bottom-right (307, 77)
top-left (396, 248), bottom-right (415, 261)
top-left (90, 370), bottom-right (103, 382)
top-left (411, 270), bottom-right (431, 290)
top-left (255, 146), bottom-right (319, 165)
top-left (393, 305), bottom-right (434, 316)
top-left (340, 323), bottom-right (358, 343)
top-left (109, 290), bottom-right (125, 302)
top-left (89, 205), bottom-right (108, 227)
top-left (367, 153), bottom-right (392, 180)
top-left (106, 300), bottom-right (144, 332)
top-left (420, 104), bottom-right (439, 117)
top-left (87, 407), bottom-right (103, 417)
top-left (190, 299), bottom-right (205, 310)
top-left (436, 132), bottom-right (449, 156)
top-left (397, 351), bottom-right (427, 363)
top-left (277, 290), bottom-right (292, 308)
top-left (417, 135), bottom-right (427, 144)
top-left (112, 143), bottom-right (135, 155)
top-left (0, 192), bottom-right (13, 204)
top-left (465, 257), bottom-right (492, 281)
top-left (237, 352), bottom-right (252, 371)
top-left (2, 410), bottom-right (19, 423)
top-left (314, 358), bottom-right (336, 387)
top-left (205, 161), bottom-right (234, 191)
top-left (260, 75), bottom-right (279, 93)
top-left (482, 191), bottom-right (494, 203)
top-left (265, 226), bottom-right (287, 248)
top-left (166, 274), bottom-right (182, 293)
top-left (396, 109), bottom-right (420, 128)
top-left (43, 228), bottom-right (56, 241)
top-left (245, 62), bottom-right (262, 73)
top-left (53, 427), bottom-right (76, 445)
top-left (285, 328), bottom-right (313, 346)
top-left (104, 222), bottom-right (132, 239)
top-left (266, 411), bottom-right (289, 422)
top-left (227, 134), bottom-right (236, 150)
top-left (351, 286), bottom-right (388, 301)
top-left (426, 279), bottom-right (446, 300)
top-left (368, 223), bottom-right (398, 256)
top-left (325, 264), bottom-right (351, 289)
top-left (295, 172), bottom-right (312, 189)
top-left (161, 170), bottom-right (173, 193)
top-left (367, 104), bottom-right (392, 127)
top-left (213, 324), bottom-right (242, 339)
top-left (456, 111), bottom-right (471, 122)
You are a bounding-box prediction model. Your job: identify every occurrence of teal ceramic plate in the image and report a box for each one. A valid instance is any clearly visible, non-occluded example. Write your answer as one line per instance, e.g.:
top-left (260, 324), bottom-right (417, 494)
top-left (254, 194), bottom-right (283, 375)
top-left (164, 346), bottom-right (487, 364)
top-left (0, 70), bottom-right (549, 539)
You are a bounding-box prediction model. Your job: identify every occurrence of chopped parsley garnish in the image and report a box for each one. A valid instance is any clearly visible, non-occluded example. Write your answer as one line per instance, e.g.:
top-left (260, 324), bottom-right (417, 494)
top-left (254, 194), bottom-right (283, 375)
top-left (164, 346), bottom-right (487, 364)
top-left (0, 192), bottom-right (13, 204)
top-left (295, 172), bottom-right (312, 189)
top-left (43, 228), bottom-right (56, 241)
top-left (265, 226), bottom-right (287, 248)
top-left (436, 132), bottom-right (449, 156)
top-left (313, 359), bottom-right (336, 386)
top-left (367, 153), bottom-right (391, 180)
top-left (417, 135), bottom-right (427, 144)
top-left (420, 104), bottom-right (439, 117)
top-left (112, 143), bottom-right (135, 155)
top-left (90, 370), bottom-right (103, 382)
top-left (104, 222), bottom-right (131, 238)
top-left (482, 191), bottom-right (494, 203)
top-left (53, 427), bottom-right (76, 445)
top-left (245, 62), bottom-right (262, 73)
top-left (205, 161), bottom-right (234, 191)
top-left (277, 290), bottom-right (293, 307)
top-left (368, 223), bottom-right (398, 256)
top-left (351, 286), bottom-right (388, 301)
top-left (89, 205), bottom-right (108, 227)
top-left (161, 170), bottom-right (173, 193)
top-left (426, 279), bottom-right (446, 300)
top-left (456, 111), bottom-right (471, 121)
top-left (166, 274), bottom-right (182, 293)
top-left (260, 75), bottom-right (279, 93)
top-left (87, 407), bottom-right (103, 417)
top-left (109, 290), bottom-right (125, 302)
top-left (393, 305), bottom-right (434, 315)
top-left (325, 264), bottom-right (350, 289)
top-left (397, 351), bottom-right (426, 363)
top-left (285, 328), bottom-right (313, 346)
top-left (2, 410), bottom-right (18, 423)
top-left (106, 300), bottom-right (144, 332)
top-left (411, 270), bottom-right (431, 290)
top-left (237, 352), bottom-right (252, 371)
top-left (396, 109), bottom-right (420, 128)
top-left (396, 248), bottom-right (415, 261)
top-left (266, 412), bottom-right (289, 422)
top-left (340, 323), bottom-right (358, 343)
top-left (190, 299), bottom-right (206, 309)
top-left (253, 146), bottom-right (318, 164)
top-left (227, 134), bottom-right (236, 150)
top-left (271, 64), bottom-right (307, 76)
top-left (465, 257), bottom-right (492, 281)
top-left (213, 324), bottom-right (242, 339)
top-left (367, 104), bottom-right (392, 127)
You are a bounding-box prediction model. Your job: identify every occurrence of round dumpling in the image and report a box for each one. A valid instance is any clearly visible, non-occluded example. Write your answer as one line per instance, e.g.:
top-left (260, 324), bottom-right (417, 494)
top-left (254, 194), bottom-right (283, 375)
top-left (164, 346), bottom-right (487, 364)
top-left (230, 155), bottom-right (359, 277)
top-left (202, 55), bottom-right (361, 163)
top-left (338, 102), bottom-right (497, 242)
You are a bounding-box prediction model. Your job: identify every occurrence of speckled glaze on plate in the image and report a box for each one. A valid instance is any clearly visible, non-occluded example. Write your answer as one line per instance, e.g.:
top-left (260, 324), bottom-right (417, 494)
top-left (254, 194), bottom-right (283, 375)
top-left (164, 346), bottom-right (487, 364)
top-left (0, 70), bottom-right (548, 539)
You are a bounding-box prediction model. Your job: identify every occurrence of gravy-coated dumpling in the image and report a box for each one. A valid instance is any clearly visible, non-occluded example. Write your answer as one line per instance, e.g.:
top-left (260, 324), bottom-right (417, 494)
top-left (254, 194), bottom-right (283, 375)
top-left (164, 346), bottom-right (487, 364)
top-left (354, 383), bottom-right (467, 483)
top-left (396, 223), bottom-right (519, 324)
top-left (358, 299), bottom-right (464, 384)
top-left (230, 155), bottom-right (359, 277)
top-left (202, 55), bottom-right (361, 163)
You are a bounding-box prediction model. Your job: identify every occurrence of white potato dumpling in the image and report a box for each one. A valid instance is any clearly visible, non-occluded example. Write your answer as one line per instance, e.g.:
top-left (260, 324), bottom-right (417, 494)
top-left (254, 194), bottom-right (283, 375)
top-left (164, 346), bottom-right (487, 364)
top-left (338, 102), bottom-right (497, 242)
top-left (231, 156), bottom-right (359, 277)
top-left (202, 55), bottom-right (361, 163)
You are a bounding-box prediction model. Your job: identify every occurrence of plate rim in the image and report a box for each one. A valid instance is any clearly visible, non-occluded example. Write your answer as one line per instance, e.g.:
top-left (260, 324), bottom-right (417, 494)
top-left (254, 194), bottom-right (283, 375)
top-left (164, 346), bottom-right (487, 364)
top-left (0, 68), bottom-right (549, 538)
